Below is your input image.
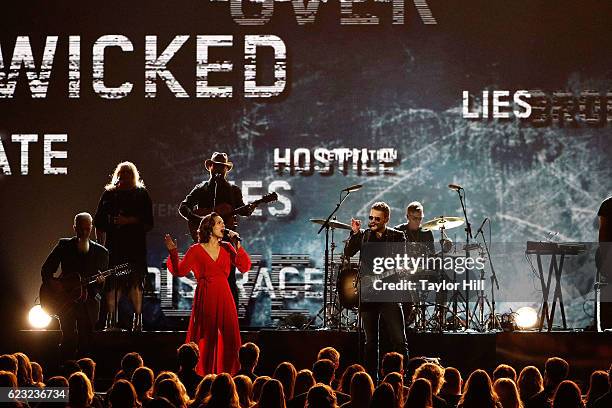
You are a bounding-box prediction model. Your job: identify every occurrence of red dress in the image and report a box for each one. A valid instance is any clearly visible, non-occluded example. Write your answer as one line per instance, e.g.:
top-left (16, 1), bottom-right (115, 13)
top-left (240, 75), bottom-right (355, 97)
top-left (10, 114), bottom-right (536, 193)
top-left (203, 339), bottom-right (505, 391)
top-left (167, 242), bottom-right (251, 375)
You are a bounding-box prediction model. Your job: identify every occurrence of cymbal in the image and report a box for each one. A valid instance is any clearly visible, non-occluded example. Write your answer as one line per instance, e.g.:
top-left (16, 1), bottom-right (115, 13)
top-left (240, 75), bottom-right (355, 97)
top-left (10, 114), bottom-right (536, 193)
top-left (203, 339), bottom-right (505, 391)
top-left (310, 218), bottom-right (352, 231)
top-left (421, 216), bottom-right (465, 231)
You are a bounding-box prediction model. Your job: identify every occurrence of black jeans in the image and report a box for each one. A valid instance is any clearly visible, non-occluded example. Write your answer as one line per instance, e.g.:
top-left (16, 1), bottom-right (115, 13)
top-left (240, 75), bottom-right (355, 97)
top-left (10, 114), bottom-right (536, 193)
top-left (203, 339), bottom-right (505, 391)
top-left (59, 299), bottom-right (99, 360)
top-left (361, 302), bottom-right (408, 380)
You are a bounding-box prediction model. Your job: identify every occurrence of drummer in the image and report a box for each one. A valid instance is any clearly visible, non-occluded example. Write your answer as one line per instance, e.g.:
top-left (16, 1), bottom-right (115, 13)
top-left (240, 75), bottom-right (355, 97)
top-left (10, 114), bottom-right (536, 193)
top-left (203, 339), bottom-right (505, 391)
top-left (394, 201), bottom-right (435, 254)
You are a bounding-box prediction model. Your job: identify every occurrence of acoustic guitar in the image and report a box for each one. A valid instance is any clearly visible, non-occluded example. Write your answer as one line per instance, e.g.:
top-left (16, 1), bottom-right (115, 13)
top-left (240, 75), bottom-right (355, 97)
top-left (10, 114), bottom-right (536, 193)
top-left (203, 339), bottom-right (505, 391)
top-left (188, 192), bottom-right (278, 242)
top-left (39, 263), bottom-right (131, 316)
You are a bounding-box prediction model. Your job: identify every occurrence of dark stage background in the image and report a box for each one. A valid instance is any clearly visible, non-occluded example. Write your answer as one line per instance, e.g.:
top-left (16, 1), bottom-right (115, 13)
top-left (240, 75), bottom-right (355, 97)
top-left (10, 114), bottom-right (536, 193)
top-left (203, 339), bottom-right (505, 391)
top-left (1, 1), bottom-right (611, 332)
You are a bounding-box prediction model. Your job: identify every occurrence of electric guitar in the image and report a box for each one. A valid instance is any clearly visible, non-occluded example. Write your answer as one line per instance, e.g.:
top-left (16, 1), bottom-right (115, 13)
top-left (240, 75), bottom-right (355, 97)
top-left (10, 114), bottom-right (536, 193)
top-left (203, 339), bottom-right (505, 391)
top-left (39, 263), bottom-right (131, 316)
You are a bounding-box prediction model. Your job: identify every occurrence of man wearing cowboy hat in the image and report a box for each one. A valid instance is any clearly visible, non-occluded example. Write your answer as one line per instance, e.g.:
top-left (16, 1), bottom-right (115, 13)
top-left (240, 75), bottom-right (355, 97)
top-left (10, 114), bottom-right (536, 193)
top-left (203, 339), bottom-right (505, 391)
top-left (179, 152), bottom-right (254, 308)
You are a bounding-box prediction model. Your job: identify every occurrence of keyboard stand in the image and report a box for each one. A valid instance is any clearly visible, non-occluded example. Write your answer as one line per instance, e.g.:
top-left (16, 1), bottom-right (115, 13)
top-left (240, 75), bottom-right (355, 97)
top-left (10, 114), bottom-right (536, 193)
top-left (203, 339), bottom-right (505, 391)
top-left (535, 253), bottom-right (567, 331)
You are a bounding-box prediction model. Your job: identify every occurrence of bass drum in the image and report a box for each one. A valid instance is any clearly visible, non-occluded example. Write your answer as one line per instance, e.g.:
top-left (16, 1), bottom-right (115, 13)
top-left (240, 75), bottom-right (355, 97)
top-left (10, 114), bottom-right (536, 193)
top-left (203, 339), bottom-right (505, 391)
top-left (336, 265), bottom-right (359, 309)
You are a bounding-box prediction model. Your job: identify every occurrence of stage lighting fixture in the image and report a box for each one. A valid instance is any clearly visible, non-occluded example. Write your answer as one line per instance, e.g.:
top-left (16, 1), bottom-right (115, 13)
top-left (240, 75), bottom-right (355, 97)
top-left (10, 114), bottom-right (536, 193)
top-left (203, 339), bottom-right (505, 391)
top-left (515, 307), bottom-right (538, 329)
top-left (28, 305), bottom-right (52, 329)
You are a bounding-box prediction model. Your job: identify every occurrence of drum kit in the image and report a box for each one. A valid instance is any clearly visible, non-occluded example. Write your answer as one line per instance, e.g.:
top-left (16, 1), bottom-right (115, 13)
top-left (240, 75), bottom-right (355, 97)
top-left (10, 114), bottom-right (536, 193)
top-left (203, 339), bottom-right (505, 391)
top-left (307, 214), bottom-right (499, 333)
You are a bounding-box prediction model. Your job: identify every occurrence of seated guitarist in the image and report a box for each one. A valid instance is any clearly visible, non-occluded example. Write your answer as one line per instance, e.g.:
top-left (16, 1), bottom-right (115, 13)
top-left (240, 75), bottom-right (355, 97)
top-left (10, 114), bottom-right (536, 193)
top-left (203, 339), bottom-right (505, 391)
top-left (179, 152), bottom-right (254, 308)
top-left (41, 213), bottom-right (108, 360)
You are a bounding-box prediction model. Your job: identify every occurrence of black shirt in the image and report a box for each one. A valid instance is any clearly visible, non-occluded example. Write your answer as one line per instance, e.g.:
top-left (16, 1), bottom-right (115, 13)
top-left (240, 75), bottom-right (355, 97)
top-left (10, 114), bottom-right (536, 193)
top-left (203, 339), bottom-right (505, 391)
top-left (592, 391), bottom-right (612, 408)
top-left (178, 369), bottom-right (203, 399)
top-left (344, 227), bottom-right (406, 308)
top-left (41, 237), bottom-right (109, 297)
top-left (395, 223), bottom-right (435, 254)
top-left (344, 226), bottom-right (406, 258)
top-left (288, 389), bottom-right (350, 408)
top-left (179, 178), bottom-right (248, 226)
top-left (526, 387), bottom-right (556, 408)
top-left (235, 369), bottom-right (258, 382)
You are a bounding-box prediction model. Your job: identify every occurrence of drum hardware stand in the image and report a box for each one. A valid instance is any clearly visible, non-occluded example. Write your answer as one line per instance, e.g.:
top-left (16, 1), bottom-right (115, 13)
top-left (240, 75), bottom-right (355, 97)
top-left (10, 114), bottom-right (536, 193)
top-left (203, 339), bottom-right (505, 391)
top-left (305, 186), bottom-right (358, 329)
top-left (438, 225), bottom-right (465, 331)
top-left (469, 267), bottom-right (493, 332)
top-left (326, 232), bottom-right (352, 330)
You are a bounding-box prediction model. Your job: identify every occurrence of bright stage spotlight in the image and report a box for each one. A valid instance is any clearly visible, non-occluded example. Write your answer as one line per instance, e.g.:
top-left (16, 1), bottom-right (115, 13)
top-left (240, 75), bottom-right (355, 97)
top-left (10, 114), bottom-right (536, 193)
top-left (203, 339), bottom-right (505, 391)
top-left (28, 305), bottom-right (52, 329)
top-left (515, 306), bottom-right (538, 329)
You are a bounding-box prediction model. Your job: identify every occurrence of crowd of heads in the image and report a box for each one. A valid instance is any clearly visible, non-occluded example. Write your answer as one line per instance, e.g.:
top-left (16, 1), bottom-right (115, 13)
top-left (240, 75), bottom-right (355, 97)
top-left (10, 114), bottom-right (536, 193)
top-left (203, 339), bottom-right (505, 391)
top-left (0, 343), bottom-right (611, 408)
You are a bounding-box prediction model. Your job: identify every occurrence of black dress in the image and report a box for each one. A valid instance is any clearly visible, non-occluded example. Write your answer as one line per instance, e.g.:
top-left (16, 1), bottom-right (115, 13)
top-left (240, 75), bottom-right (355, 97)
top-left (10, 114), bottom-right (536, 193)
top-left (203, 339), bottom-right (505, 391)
top-left (94, 187), bottom-right (153, 289)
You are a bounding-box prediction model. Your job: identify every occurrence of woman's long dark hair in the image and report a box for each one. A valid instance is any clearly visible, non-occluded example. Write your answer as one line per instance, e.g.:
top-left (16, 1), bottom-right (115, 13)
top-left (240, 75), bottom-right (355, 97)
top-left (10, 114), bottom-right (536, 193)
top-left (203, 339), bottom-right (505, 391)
top-left (370, 383), bottom-right (395, 408)
top-left (198, 213), bottom-right (220, 244)
top-left (258, 378), bottom-right (286, 408)
top-left (552, 381), bottom-right (584, 408)
top-left (338, 364), bottom-right (365, 394)
top-left (458, 369), bottom-right (498, 408)
top-left (273, 362), bottom-right (297, 400)
top-left (406, 378), bottom-right (433, 408)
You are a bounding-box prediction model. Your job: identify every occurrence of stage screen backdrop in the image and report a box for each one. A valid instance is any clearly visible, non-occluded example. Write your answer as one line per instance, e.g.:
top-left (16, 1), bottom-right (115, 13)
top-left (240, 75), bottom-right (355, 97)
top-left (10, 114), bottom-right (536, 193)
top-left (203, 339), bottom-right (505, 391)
top-left (0, 1), bottom-right (611, 330)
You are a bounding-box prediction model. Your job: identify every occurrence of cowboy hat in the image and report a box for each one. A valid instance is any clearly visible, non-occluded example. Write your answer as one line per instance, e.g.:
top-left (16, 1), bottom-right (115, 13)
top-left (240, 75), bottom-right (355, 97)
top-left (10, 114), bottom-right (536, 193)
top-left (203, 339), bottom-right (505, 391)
top-left (205, 152), bottom-right (233, 171)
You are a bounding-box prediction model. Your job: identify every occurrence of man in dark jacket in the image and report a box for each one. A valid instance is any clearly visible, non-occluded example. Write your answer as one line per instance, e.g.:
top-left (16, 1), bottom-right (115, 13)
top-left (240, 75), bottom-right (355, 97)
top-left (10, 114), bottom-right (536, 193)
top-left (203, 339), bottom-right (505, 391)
top-left (344, 201), bottom-right (408, 380)
top-left (41, 213), bottom-right (108, 360)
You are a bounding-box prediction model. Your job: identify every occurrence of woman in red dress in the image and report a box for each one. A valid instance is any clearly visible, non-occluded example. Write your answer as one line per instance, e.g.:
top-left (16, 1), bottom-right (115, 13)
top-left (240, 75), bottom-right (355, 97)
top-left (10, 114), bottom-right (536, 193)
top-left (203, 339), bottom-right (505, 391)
top-left (164, 212), bottom-right (251, 375)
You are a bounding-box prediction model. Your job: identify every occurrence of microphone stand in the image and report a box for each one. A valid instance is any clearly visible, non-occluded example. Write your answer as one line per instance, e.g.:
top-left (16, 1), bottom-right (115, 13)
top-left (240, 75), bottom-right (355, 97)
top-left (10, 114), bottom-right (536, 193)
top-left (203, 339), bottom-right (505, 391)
top-left (316, 189), bottom-right (354, 328)
top-left (454, 188), bottom-right (472, 330)
top-left (475, 220), bottom-right (500, 330)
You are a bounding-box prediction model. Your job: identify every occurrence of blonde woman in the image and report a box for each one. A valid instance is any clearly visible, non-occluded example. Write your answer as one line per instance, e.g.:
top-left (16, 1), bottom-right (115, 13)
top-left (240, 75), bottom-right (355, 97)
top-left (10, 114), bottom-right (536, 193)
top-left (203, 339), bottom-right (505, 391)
top-left (94, 161), bottom-right (153, 331)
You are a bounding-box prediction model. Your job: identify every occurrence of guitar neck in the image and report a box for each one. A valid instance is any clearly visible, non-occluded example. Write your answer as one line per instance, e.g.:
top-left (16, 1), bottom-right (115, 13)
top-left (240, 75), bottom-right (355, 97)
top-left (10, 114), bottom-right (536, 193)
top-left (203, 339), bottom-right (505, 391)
top-left (230, 203), bottom-right (256, 217)
top-left (85, 264), bottom-right (128, 285)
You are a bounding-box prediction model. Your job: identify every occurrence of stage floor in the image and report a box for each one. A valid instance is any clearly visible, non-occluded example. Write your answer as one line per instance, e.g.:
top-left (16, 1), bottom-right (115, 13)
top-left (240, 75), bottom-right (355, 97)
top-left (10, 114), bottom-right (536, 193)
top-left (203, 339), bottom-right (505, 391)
top-left (6, 330), bottom-right (612, 390)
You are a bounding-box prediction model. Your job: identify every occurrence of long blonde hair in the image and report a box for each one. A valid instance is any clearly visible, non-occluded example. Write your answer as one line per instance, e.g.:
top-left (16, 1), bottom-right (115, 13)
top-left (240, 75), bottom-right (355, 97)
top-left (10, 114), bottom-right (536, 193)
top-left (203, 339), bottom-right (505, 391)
top-left (105, 161), bottom-right (146, 190)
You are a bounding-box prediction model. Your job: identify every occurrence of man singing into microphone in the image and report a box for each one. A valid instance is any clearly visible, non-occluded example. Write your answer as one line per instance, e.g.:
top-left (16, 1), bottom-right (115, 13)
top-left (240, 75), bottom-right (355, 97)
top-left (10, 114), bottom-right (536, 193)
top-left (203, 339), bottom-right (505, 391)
top-left (344, 201), bottom-right (408, 379)
top-left (179, 152), bottom-right (254, 309)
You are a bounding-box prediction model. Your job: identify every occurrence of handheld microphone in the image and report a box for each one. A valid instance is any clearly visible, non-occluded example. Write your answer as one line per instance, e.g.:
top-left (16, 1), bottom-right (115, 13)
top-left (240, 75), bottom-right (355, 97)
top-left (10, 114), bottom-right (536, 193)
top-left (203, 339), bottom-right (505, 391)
top-left (223, 228), bottom-right (241, 241)
top-left (448, 183), bottom-right (463, 191)
top-left (475, 217), bottom-right (489, 236)
top-left (342, 184), bottom-right (363, 192)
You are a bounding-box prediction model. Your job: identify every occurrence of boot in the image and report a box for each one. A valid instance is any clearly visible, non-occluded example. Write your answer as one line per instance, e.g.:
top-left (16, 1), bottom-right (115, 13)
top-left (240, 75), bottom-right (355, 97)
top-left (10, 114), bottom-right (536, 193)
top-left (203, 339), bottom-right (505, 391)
top-left (132, 313), bottom-right (143, 332)
top-left (103, 312), bottom-right (115, 331)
